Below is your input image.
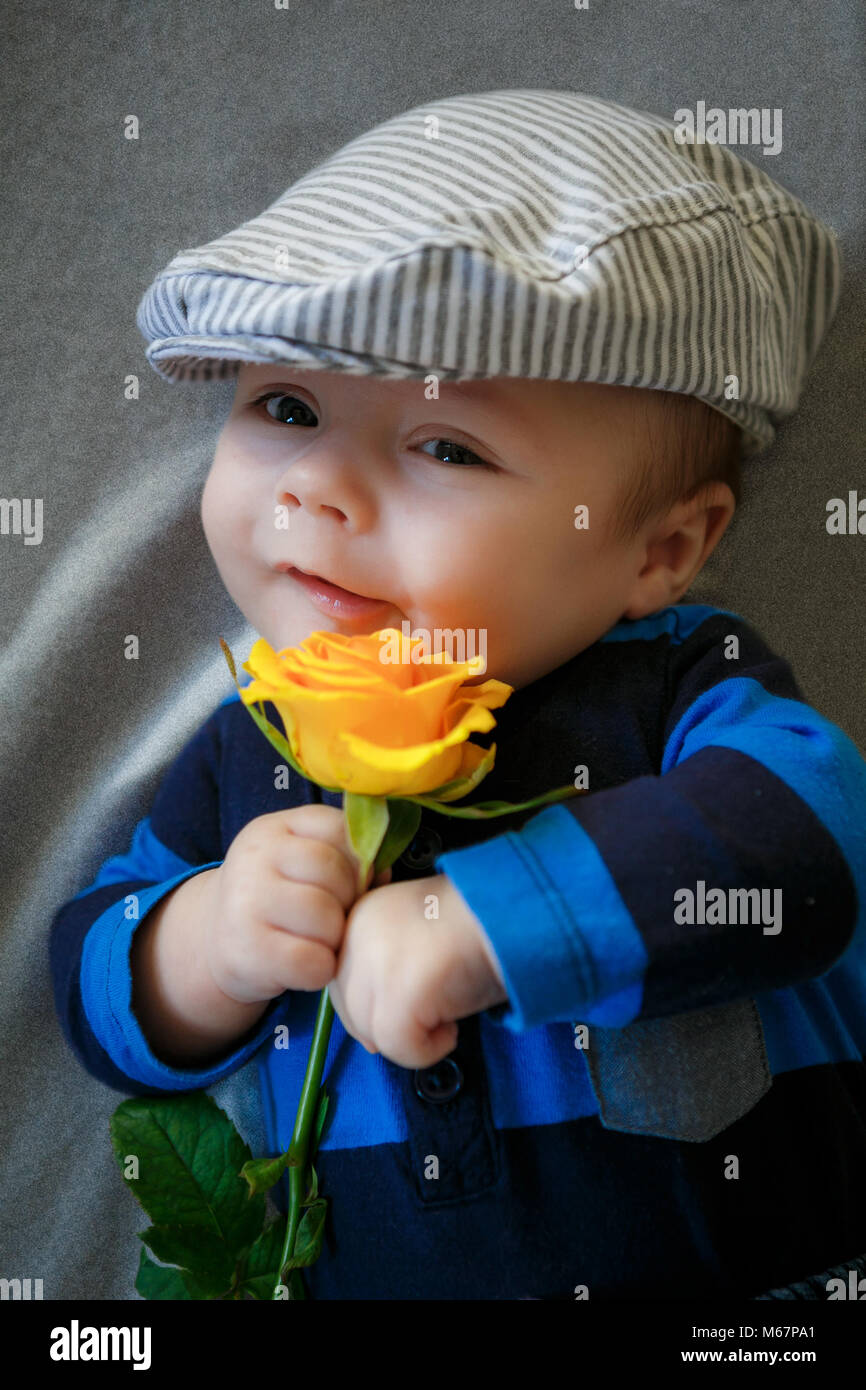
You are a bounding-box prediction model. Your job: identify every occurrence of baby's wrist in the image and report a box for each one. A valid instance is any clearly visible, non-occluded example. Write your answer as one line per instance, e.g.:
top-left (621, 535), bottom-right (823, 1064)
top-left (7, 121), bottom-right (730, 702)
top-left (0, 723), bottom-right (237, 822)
top-left (131, 869), bottom-right (267, 1064)
top-left (435, 872), bottom-right (508, 998)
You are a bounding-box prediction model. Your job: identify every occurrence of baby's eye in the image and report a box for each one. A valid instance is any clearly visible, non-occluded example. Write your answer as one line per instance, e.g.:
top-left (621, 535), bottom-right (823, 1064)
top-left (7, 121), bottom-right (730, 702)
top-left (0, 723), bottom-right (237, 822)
top-left (253, 392), bottom-right (318, 427)
top-left (251, 393), bottom-right (491, 470)
top-left (416, 438), bottom-right (489, 468)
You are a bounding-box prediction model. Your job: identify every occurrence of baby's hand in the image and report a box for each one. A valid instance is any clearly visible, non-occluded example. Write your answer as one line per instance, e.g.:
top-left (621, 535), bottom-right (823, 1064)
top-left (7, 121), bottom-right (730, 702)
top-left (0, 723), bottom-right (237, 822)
top-left (328, 873), bottom-right (509, 1069)
top-left (204, 805), bottom-right (390, 1005)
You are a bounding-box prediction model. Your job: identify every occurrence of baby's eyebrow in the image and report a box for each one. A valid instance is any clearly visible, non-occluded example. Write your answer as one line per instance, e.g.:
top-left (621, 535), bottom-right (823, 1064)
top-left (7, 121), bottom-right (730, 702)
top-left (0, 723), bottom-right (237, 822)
top-left (443, 380), bottom-right (517, 420)
top-left (449, 391), bottom-right (541, 452)
top-left (448, 379), bottom-right (504, 406)
top-left (237, 364), bottom-right (282, 384)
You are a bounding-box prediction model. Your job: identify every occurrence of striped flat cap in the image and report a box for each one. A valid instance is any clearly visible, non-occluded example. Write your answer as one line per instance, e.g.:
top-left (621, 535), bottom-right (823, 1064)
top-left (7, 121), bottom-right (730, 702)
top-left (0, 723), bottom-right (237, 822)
top-left (136, 88), bottom-right (841, 455)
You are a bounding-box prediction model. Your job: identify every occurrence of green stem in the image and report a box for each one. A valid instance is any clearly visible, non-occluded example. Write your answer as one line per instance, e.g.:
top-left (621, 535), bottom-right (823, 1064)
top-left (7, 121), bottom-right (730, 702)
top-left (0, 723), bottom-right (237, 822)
top-left (268, 830), bottom-right (398, 1299)
top-left (272, 985), bottom-right (335, 1299)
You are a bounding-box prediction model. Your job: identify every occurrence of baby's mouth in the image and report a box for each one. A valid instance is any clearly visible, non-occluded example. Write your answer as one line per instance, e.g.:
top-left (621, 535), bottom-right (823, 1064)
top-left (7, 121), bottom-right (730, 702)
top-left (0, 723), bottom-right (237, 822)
top-left (276, 563), bottom-right (394, 621)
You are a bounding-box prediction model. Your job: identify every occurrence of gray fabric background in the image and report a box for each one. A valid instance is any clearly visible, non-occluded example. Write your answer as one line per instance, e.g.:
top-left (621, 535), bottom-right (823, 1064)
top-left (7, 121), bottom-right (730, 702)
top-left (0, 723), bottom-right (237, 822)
top-left (1, 0), bottom-right (864, 1301)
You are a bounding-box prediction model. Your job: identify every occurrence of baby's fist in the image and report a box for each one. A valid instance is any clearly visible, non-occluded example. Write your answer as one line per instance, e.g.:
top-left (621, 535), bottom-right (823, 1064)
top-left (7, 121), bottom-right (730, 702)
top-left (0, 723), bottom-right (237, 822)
top-left (328, 873), bottom-right (508, 1069)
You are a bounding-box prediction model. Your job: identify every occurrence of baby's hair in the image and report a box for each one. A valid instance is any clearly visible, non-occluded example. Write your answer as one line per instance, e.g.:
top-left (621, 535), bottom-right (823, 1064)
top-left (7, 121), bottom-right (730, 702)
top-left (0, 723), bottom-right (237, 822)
top-left (609, 389), bottom-right (743, 546)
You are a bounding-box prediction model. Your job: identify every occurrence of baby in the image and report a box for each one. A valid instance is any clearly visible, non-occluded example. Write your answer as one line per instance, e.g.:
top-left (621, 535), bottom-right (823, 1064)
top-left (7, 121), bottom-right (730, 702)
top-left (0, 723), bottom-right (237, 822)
top-left (51, 90), bottom-right (866, 1301)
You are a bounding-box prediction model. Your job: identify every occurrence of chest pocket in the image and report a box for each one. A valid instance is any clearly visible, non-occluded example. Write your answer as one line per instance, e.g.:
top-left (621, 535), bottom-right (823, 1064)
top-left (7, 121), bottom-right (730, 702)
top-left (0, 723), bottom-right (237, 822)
top-left (581, 997), bottom-right (771, 1142)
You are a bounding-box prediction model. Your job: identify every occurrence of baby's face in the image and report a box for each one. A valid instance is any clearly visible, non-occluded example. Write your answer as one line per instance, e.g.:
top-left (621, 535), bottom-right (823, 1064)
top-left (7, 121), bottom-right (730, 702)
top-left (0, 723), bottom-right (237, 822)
top-left (201, 365), bottom-right (653, 689)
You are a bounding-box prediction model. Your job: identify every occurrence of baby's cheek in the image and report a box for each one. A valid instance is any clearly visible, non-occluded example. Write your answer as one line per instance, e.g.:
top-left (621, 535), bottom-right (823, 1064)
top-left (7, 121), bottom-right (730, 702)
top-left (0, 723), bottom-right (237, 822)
top-left (199, 469), bottom-right (229, 548)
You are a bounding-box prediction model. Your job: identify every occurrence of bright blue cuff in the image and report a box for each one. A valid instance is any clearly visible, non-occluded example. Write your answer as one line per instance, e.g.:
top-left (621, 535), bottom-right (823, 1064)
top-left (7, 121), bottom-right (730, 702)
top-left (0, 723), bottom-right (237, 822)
top-left (434, 803), bottom-right (648, 1031)
top-left (80, 865), bottom-right (289, 1089)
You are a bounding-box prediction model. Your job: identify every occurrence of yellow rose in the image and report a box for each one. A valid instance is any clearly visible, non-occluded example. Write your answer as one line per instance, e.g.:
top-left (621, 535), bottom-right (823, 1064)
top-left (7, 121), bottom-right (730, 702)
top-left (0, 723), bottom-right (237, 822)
top-left (239, 627), bottom-right (513, 797)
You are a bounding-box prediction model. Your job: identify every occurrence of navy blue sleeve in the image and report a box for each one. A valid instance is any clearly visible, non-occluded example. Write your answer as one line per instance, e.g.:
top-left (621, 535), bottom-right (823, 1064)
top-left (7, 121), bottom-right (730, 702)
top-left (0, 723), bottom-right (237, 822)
top-left (49, 700), bottom-right (289, 1093)
top-left (434, 611), bottom-right (866, 1031)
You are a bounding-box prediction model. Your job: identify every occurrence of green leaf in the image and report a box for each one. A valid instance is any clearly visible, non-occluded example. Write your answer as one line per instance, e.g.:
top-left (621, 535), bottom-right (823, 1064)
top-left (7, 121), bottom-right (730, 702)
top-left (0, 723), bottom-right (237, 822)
top-left (136, 1248), bottom-right (191, 1300)
top-left (304, 1164), bottom-right (318, 1204)
top-left (138, 1225), bottom-right (236, 1297)
top-left (109, 1093), bottom-right (265, 1279)
top-left (135, 1247), bottom-right (214, 1301)
top-left (235, 1217), bottom-right (289, 1300)
top-left (411, 783), bottom-right (584, 818)
top-left (344, 792), bottom-right (389, 879)
top-left (240, 1148), bottom-right (301, 1198)
top-left (372, 799), bottom-right (422, 872)
top-left (283, 1199), bottom-right (328, 1270)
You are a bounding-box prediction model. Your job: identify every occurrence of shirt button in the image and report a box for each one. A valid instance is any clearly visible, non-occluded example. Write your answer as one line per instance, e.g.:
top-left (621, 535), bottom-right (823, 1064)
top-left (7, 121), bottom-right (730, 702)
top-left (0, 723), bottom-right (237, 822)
top-left (414, 1056), bottom-right (464, 1104)
top-left (400, 825), bottom-right (443, 872)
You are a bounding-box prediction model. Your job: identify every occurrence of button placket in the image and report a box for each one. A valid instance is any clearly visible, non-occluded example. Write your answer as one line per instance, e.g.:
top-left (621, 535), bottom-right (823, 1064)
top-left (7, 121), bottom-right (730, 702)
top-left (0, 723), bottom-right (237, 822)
top-left (414, 1056), bottom-right (463, 1103)
top-left (401, 1015), bottom-right (499, 1204)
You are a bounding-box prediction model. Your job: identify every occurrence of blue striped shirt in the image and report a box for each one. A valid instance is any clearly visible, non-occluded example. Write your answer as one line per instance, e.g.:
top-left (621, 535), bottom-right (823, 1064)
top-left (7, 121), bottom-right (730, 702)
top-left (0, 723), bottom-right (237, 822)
top-left (49, 604), bottom-right (866, 1298)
